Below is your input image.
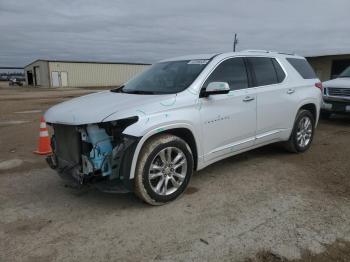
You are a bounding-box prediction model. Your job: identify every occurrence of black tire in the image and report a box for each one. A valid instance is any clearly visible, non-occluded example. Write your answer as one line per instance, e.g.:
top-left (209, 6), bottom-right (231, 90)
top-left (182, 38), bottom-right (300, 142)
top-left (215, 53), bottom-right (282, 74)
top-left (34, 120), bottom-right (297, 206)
top-left (134, 134), bottom-right (193, 205)
top-left (284, 109), bottom-right (315, 153)
top-left (321, 111), bottom-right (332, 119)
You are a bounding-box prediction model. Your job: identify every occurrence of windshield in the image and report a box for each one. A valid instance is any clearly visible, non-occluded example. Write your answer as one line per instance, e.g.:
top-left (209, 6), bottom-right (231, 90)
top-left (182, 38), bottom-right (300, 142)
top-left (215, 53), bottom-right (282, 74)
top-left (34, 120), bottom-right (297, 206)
top-left (339, 66), bottom-right (350, 78)
top-left (116, 60), bottom-right (209, 94)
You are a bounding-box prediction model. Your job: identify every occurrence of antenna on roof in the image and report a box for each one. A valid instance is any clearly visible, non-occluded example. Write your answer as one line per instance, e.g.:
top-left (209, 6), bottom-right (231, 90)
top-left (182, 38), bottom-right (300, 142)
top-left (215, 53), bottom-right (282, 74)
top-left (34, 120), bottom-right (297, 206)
top-left (233, 33), bottom-right (239, 52)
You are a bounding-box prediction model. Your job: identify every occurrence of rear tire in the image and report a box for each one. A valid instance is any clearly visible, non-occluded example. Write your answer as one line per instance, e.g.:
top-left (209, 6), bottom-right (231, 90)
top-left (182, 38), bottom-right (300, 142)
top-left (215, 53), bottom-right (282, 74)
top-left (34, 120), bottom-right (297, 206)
top-left (134, 134), bottom-right (193, 205)
top-left (284, 109), bottom-right (315, 153)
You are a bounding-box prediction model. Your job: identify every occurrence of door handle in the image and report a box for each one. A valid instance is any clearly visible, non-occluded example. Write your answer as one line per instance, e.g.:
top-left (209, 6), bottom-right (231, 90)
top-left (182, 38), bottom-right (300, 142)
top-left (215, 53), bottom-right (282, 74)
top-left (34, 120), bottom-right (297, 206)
top-left (287, 89), bottom-right (295, 94)
top-left (243, 96), bottom-right (255, 102)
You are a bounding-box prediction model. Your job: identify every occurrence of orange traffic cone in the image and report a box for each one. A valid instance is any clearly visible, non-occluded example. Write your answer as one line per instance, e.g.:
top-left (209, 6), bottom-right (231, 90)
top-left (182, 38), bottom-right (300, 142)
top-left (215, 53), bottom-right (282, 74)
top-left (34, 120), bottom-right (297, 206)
top-left (33, 116), bottom-right (52, 155)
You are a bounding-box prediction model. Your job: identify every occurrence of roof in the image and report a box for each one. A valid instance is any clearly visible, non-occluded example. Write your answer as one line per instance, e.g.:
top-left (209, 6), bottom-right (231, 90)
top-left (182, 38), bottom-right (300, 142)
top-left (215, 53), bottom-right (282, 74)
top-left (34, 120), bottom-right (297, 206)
top-left (161, 50), bottom-right (303, 62)
top-left (24, 59), bottom-right (151, 68)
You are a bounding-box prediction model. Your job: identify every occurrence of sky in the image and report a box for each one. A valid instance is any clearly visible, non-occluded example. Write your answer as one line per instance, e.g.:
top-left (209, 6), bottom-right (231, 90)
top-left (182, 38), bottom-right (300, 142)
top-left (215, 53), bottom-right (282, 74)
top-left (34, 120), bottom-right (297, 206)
top-left (1, 0), bottom-right (350, 67)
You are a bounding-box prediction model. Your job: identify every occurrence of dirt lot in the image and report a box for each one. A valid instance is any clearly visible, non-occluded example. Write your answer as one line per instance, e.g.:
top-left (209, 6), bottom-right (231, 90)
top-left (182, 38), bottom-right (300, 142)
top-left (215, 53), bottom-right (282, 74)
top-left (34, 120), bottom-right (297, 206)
top-left (1, 86), bottom-right (350, 262)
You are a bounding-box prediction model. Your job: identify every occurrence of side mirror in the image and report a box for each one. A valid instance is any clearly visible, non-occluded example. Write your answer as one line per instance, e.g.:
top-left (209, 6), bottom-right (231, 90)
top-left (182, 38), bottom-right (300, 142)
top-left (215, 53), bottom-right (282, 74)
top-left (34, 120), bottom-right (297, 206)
top-left (201, 82), bottom-right (230, 97)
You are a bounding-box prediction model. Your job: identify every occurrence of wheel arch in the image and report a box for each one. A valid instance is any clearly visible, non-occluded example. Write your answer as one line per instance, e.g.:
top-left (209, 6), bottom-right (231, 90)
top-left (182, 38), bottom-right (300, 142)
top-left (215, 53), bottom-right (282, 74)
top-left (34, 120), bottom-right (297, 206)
top-left (285, 104), bottom-right (317, 153)
top-left (159, 128), bottom-right (198, 171)
top-left (299, 103), bottom-right (317, 122)
top-left (128, 123), bottom-right (200, 180)
top-left (295, 100), bottom-right (320, 126)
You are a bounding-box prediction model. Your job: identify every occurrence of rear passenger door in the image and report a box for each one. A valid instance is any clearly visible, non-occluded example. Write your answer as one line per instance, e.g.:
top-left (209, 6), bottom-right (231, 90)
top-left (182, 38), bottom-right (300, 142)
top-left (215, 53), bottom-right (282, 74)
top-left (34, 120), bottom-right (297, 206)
top-left (247, 57), bottom-right (297, 144)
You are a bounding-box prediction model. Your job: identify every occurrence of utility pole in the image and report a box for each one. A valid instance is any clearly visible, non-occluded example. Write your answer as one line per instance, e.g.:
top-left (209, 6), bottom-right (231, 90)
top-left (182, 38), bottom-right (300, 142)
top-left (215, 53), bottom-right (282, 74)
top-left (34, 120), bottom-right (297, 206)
top-left (233, 33), bottom-right (238, 52)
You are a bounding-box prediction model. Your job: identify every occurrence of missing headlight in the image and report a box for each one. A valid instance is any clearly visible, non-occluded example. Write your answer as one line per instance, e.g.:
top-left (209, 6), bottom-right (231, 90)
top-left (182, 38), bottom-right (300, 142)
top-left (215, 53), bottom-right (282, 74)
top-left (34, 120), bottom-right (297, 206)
top-left (47, 116), bottom-right (139, 186)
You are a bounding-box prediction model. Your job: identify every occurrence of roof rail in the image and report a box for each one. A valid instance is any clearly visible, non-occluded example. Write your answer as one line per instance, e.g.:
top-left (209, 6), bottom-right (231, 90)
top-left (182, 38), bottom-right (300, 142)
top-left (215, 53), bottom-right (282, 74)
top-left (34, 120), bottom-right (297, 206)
top-left (243, 49), bottom-right (296, 56)
top-left (243, 49), bottom-right (269, 53)
top-left (275, 51), bottom-right (295, 56)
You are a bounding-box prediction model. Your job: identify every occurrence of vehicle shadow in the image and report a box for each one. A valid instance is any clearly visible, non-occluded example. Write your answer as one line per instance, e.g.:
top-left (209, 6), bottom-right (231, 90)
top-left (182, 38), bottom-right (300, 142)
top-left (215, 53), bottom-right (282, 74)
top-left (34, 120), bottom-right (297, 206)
top-left (61, 143), bottom-right (288, 208)
top-left (53, 115), bottom-right (350, 208)
top-left (62, 183), bottom-right (146, 208)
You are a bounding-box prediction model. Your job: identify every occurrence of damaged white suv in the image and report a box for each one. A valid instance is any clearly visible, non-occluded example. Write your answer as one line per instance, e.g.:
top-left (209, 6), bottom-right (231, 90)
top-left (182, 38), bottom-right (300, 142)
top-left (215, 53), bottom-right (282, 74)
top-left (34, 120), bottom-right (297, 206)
top-left (45, 51), bottom-right (322, 205)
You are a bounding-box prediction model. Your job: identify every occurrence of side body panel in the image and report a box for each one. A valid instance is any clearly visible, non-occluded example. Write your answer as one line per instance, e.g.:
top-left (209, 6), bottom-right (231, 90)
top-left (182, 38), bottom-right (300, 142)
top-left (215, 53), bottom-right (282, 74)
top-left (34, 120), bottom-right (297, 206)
top-left (254, 58), bottom-right (300, 144)
top-left (254, 82), bottom-right (298, 143)
top-left (199, 89), bottom-right (257, 162)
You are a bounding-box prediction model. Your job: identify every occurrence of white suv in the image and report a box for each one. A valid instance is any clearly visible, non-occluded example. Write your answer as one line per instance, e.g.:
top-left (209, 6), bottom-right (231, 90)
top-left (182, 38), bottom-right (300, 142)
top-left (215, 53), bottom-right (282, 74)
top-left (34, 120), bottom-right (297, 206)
top-left (45, 50), bottom-right (322, 205)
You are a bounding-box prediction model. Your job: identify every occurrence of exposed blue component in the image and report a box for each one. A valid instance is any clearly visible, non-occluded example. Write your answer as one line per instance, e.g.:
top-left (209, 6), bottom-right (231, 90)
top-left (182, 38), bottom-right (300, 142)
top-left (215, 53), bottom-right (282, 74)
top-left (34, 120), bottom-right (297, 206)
top-left (86, 125), bottom-right (113, 176)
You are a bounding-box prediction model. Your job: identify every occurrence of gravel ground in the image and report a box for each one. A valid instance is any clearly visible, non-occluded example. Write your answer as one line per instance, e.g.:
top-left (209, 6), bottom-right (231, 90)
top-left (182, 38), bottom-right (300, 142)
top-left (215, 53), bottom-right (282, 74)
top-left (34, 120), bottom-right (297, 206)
top-left (0, 86), bottom-right (350, 262)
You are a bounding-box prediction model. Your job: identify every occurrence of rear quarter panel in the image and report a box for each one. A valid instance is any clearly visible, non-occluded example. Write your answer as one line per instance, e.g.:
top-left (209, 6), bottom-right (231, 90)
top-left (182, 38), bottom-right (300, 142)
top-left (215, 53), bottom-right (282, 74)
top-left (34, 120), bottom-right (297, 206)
top-left (279, 57), bottom-right (322, 139)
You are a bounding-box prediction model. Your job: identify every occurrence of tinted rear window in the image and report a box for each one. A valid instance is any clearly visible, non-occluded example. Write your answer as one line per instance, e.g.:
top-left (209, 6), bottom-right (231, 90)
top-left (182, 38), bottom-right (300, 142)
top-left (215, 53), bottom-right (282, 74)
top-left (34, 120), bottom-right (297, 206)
top-left (286, 58), bottom-right (317, 79)
top-left (247, 57), bottom-right (278, 86)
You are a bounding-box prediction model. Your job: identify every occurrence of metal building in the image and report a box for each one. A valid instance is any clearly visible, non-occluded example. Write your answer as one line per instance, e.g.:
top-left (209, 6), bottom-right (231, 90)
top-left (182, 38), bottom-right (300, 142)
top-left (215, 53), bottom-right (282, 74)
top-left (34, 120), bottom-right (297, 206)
top-left (24, 60), bottom-right (150, 88)
top-left (306, 53), bottom-right (350, 81)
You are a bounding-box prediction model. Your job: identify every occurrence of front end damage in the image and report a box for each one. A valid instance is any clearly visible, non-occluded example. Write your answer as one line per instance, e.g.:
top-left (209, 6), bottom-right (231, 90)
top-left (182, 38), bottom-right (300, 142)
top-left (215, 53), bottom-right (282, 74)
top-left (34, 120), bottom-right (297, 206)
top-left (46, 117), bottom-right (139, 192)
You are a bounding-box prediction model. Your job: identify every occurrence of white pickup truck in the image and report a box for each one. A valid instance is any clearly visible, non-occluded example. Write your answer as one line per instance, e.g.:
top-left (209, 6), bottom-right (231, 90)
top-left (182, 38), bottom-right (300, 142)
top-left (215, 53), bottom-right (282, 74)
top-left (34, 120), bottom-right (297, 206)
top-left (322, 66), bottom-right (350, 118)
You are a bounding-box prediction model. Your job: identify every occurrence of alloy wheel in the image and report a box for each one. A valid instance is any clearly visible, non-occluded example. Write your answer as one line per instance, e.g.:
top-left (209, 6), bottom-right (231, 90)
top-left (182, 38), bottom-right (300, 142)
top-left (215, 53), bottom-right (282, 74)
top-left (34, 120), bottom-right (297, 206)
top-left (148, 147), bottom-right (187, 196)
top-left (296, 116), bottom-right (313, 148)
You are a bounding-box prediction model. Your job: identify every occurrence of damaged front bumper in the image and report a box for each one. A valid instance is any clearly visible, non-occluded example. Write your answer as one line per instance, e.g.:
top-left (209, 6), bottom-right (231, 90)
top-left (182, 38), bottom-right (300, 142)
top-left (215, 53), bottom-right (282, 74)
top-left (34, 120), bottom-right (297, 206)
top-left (46, 118), bottom-right (139, 193)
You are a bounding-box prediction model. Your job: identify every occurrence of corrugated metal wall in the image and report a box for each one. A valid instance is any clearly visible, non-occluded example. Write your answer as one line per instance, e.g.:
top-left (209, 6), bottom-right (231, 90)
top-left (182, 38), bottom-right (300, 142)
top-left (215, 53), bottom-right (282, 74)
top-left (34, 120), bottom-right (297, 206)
top-left (24, 60), bottom-right (50, 86)
top-left (48, 62), bottom-right (149, 87)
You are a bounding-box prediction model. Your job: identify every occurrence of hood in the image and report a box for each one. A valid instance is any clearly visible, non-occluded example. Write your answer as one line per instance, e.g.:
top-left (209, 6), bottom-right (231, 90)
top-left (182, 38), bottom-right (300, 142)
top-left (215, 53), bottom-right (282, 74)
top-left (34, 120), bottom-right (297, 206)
top-left (44, 90), bottom-right (176, 125)
top-left (323, 78), bottom-right (350, 88)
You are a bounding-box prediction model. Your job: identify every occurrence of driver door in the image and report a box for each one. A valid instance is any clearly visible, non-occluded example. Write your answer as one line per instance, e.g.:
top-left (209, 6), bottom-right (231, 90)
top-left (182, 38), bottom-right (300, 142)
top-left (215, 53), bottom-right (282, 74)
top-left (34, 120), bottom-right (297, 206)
top-left (199, 57), bottom-right (257, 162)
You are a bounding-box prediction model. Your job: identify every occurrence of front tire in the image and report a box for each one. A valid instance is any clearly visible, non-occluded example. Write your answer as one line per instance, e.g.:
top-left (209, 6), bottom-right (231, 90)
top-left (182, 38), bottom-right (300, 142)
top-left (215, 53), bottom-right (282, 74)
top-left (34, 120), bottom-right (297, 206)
top-left (284, 109), bottom-right (315, 153)
top-left (134, 134), bottom-right (193, 205)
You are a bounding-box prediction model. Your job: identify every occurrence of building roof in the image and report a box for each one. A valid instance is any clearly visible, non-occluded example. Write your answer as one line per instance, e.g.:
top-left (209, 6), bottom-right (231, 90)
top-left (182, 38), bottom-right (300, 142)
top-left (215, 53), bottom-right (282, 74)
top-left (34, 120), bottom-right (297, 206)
top-left (24, 49), bottom-right (350, 68)
top-left (302, 49), bottom-right (350, 58)
top-left (24, 59), bottom-right (151, 68)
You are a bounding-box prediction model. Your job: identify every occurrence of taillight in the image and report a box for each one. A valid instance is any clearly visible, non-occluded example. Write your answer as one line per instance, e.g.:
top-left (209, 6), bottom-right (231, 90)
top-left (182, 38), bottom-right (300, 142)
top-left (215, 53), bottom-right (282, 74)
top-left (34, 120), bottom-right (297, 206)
top-left (315, 82), bottom-right (323, 91)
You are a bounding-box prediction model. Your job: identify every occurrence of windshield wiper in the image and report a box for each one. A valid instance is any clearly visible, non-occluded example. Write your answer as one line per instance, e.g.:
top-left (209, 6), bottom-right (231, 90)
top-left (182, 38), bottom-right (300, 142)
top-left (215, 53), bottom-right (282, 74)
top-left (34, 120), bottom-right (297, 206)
top-left (121, 90), bottom-right (156, 95)
top-left (110, 87), bottom-right (169, 95)
top-left (110, 85), bottom-right (124, 93)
